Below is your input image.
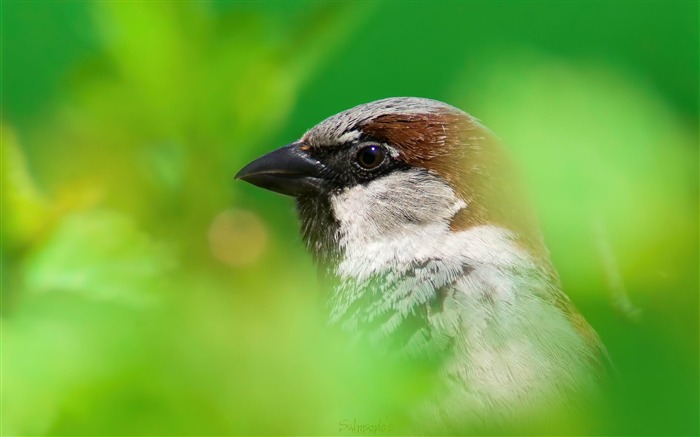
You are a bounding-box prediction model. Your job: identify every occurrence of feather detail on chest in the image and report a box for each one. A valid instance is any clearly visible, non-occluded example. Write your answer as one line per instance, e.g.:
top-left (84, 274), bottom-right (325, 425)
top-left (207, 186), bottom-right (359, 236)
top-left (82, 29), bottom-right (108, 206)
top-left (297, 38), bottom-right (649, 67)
top-left (325, 171), bottom-right (605, 423)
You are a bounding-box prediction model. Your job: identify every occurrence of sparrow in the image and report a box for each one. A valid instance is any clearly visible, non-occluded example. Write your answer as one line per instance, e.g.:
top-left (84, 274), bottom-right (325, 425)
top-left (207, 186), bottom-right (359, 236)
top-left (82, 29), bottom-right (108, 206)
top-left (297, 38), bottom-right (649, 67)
top-left (236, 97), bottom-right (607, 430)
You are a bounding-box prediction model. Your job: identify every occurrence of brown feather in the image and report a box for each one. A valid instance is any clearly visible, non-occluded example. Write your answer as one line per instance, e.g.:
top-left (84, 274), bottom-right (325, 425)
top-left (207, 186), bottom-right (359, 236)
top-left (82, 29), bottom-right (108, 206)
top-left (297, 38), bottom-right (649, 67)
top-left (361, 109), bottom-right (547, 259)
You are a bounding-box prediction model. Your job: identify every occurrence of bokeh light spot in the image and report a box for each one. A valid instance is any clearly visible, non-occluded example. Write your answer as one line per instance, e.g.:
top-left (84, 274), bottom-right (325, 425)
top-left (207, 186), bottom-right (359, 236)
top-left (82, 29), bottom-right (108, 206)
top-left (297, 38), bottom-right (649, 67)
top-left (208, 208), bottom-right (268, 267)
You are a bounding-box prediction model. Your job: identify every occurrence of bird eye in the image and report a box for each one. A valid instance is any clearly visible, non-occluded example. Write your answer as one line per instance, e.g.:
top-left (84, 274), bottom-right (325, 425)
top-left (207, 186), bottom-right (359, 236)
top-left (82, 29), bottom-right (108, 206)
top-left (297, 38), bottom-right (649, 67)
top-left (356, 145), bottom-right (386, 169)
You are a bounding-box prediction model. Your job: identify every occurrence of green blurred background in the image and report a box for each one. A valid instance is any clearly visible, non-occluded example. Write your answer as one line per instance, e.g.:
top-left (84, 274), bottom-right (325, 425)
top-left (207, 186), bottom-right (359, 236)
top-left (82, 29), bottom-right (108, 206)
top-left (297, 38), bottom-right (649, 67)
top-left (1, 1), bottom-right (698, 435)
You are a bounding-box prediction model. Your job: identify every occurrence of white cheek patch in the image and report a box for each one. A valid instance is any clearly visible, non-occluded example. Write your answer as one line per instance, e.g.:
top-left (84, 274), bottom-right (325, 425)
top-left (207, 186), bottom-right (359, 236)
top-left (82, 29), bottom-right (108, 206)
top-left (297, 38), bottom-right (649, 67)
top-left (330, 169), bottom-right (531, 283)
top-left (331, 169), bottom-right (463, 246)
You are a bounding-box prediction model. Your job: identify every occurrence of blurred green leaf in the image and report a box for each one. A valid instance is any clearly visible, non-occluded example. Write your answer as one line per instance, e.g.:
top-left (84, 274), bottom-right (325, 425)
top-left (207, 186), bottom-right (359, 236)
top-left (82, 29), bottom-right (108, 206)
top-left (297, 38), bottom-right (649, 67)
top-left (0, 125), bottom-right (51, 248)
top-left (454, 51), bottom-right (697, 302)
top-left (24, 210), bottom-right (173, 304)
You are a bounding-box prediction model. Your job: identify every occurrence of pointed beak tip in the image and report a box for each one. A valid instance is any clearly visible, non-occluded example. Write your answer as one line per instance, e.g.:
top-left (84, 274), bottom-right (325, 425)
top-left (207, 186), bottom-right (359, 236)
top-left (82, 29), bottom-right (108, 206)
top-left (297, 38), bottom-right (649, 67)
top-left (232, 143), bottom-right (325, 196)
top-left (234, 160), bottom-right (260, 182)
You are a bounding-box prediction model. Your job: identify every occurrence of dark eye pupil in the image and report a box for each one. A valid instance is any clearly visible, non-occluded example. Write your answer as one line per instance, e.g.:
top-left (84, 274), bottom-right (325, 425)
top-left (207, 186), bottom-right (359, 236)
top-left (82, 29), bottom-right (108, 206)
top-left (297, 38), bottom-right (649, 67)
top-left (357, 145), bottom-right (385, 169)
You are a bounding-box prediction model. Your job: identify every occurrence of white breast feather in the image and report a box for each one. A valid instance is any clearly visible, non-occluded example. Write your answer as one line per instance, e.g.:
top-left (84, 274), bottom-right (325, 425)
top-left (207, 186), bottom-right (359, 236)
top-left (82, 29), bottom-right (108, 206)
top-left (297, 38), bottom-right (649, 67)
top-left (329, 169), bottom-right (601, 426)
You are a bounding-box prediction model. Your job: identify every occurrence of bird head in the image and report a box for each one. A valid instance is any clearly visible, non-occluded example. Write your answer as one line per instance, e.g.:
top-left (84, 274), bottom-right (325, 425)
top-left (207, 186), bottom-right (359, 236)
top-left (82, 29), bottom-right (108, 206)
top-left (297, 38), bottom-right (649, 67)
top-left (236, 97), bottom-right (542, 268)
top-left (235, 98), bottom-right (606, 426)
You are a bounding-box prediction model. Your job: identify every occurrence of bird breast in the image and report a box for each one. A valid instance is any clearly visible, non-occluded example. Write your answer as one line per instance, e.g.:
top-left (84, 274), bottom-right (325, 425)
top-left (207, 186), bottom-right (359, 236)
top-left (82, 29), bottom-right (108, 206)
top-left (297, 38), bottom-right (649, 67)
top-left (327, 169), bottom-right (603, 425)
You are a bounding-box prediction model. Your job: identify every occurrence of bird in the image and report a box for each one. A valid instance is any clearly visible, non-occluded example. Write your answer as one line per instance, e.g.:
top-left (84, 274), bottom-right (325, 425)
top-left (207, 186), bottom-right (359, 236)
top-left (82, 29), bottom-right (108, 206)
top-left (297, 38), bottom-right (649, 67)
top-left (235, 97), bottom-right (607, 432)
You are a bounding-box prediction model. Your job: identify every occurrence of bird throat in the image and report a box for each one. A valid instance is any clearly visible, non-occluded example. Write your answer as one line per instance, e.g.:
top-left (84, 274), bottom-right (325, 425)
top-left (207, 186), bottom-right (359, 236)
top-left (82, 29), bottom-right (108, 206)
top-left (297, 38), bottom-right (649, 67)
top-left (295, 195), bottom-right (345, 276)
top-left (293, 186), bottom-right (467, 360)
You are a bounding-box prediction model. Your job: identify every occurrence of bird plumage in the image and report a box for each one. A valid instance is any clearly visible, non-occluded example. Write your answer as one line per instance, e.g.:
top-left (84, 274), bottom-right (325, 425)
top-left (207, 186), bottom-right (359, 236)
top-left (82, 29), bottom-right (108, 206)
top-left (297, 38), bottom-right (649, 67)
top-left (236, 97), bottom-right (607, 431)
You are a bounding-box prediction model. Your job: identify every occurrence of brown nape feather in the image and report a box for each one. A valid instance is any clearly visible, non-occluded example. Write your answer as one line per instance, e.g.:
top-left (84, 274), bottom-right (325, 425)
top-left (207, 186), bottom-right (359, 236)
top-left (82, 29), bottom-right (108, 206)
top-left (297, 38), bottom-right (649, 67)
top-left (361, 109), bottom-right (548, 260)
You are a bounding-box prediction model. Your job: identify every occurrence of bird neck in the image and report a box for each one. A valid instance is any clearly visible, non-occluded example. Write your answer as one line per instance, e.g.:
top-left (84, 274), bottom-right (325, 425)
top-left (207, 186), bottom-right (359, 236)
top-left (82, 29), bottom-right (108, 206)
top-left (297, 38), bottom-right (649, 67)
top-left (295, 195), bottom-right (343, 275)
top-left (295, 169), bottom-right (468, 280)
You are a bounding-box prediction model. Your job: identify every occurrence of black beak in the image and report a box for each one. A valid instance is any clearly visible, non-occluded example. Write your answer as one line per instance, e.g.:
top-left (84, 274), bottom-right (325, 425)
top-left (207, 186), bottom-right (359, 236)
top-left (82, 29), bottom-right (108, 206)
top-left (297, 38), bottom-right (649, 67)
top-left (235, 142), bottom-right (325, 197)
